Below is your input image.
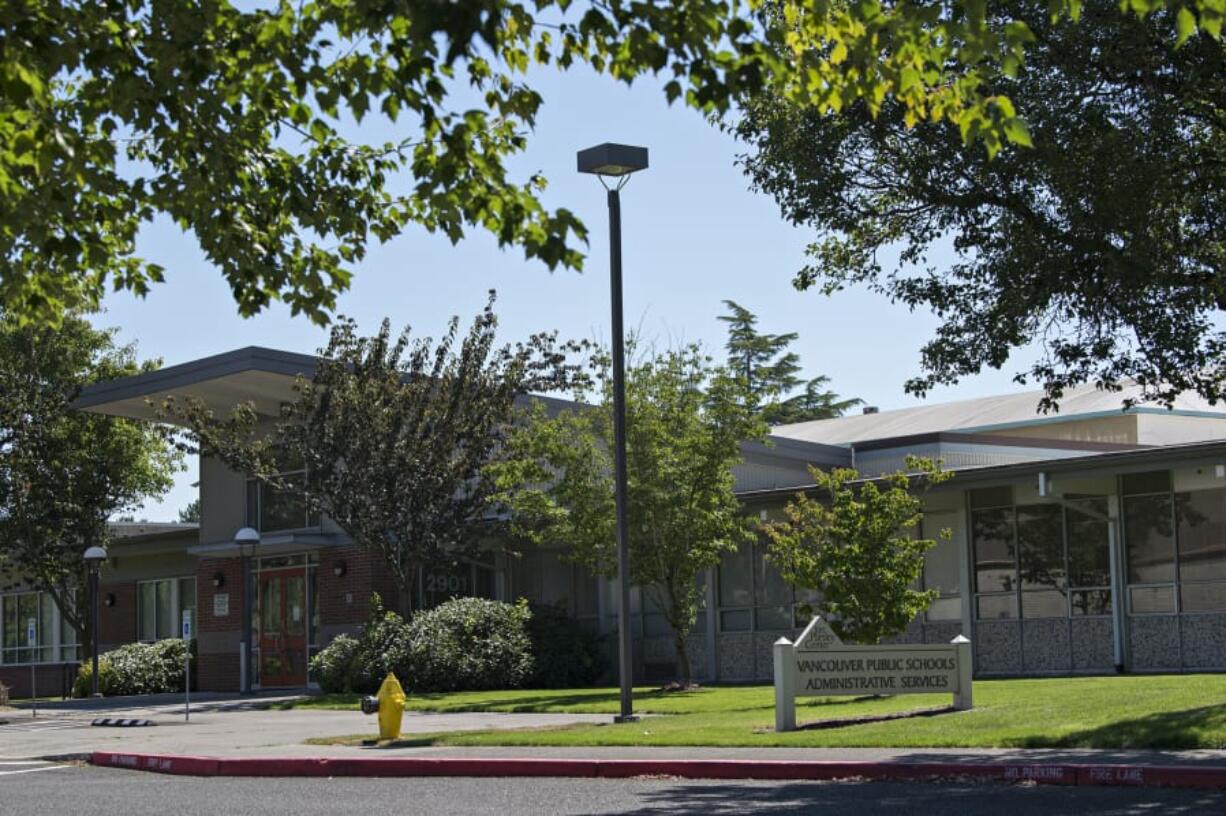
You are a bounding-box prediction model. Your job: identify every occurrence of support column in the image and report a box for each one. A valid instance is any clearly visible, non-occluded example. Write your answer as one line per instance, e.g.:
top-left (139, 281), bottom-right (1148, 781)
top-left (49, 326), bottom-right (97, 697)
top-left (1107, 494), bottom-right (1128, 671)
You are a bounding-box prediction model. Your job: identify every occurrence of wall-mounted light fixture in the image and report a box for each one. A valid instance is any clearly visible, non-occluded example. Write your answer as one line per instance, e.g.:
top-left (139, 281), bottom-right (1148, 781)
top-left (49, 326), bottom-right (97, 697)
top-left (333, 560), bottom-right (347, 578)
top-left (212, 572), bottom-right (226, 589)
top-left (104, 592), bottom-right (116, 608)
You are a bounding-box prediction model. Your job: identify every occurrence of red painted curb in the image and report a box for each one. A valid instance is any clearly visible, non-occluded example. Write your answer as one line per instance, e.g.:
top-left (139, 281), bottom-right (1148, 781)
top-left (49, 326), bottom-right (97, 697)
top-left (87, 752), bottom-right (1226, 789)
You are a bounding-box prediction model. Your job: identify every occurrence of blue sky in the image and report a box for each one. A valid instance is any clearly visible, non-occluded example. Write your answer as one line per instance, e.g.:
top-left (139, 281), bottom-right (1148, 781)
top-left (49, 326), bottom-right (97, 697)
top-left (97, 65), bottom-right (1039, 520)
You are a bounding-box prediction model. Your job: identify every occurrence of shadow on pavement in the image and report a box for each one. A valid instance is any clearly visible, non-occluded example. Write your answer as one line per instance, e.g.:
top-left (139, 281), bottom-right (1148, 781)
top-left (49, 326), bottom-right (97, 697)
top-left (614, 780), bottom-right (1226, 816)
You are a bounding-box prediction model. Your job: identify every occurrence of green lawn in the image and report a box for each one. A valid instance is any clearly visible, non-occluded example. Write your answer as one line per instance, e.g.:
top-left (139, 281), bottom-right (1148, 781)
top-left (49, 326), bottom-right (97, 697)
top-left (301, 675), bottom-right (1226, 750)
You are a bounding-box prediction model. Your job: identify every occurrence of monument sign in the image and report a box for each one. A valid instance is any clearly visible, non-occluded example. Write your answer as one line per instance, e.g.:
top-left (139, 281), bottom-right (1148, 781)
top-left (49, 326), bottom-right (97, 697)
top-left (773, 616), bottom-right (972, 732)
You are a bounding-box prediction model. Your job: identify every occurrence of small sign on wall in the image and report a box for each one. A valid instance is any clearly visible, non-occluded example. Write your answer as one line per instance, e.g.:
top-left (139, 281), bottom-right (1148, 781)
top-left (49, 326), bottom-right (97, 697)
top-left (213, 593), bottom-right (230, 618)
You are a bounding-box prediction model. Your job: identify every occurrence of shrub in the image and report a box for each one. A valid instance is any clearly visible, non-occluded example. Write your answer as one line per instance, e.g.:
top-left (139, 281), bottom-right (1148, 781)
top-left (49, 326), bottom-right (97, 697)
top-left (72, 639), bottom-right (190, 698)
top-left (526, 602), bottom-right (606, 688)
top-left (310, 634), bottom-right (361, 694)
top-left (388, 597), bottom-right (534, 692)
top-left (309, 593), bottom-right (411, 694)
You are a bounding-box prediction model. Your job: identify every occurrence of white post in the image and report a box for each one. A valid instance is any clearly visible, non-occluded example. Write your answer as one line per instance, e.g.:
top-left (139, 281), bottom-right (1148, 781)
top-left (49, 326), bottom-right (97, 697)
top-left (952, 634), bottom-right (973, 710)
top-left (773, 637), bottom-right (796, 732)
top-left (27, 617), bottom-right (36, 720)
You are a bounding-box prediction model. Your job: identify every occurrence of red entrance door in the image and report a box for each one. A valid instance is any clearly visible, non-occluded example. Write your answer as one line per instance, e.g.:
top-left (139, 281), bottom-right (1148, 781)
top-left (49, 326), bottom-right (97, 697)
top-left (258, 569), bottom-right (307, 687)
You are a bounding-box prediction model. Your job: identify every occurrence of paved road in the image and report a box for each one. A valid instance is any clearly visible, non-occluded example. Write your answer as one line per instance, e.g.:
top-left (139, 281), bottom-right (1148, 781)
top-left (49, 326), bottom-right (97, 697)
top-left (1, 764), bottom-right (1224, 815)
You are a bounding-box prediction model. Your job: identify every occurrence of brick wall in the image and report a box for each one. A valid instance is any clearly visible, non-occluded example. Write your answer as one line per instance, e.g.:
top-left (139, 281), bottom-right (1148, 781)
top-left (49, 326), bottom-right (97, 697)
top-left (316, 546), bottom-right (399, 630)
top-left (198, 557), bottom-right (243, 636)
top-left (0, 663), bottom-right (78, 700)
top-left (196, 652), bottom-right (240, 692)
top-left (98, 581), bottom-right (137, 651)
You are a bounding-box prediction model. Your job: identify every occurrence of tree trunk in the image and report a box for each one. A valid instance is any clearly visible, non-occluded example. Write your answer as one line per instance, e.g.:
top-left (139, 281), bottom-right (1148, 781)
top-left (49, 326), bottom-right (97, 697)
top-left (674, 632), bottom-right (692, 686)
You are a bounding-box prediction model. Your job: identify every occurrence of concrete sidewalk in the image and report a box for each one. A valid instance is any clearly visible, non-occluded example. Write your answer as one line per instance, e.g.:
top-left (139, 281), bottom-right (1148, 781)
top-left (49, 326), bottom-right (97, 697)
top-left (0, 701), bottom-right (609, 761)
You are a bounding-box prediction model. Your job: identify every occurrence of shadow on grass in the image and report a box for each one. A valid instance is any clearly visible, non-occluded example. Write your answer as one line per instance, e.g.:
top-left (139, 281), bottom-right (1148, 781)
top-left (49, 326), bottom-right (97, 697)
top-left (1010, 704), bottom-right (1226, 751)
top-left (792, 705), bottom-right (958, 732)
top-left (410, 689), bottom-right (880, 715)
top-left (358, 737), bottom-right (439, 749)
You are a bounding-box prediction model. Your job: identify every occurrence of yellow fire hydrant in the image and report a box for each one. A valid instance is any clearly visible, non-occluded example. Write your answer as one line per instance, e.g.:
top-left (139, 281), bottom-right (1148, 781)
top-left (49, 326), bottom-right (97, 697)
top-left (360, 672), bottom-right (407, 740)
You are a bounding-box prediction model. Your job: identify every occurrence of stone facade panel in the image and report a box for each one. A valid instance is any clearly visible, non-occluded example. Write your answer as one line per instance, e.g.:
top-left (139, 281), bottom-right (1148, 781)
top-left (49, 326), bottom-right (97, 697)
top-left (1181, 613), bottom-right (1226, 670)
top-left (973, 620), bottom-right (1022, 675)
top-left (1022, 619), bottom-right (1072, 674)
top-left (1128, 615), bottom-right (1181, 670)
top-left (1070, 617), bottom-right (1115, 672)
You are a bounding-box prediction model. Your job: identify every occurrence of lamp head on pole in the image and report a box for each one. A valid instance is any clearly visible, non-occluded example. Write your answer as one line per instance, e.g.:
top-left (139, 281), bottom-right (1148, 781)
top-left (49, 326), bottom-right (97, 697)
top-left (577, 143), bottom-right (649, 179)
top-left (234, 526), bottom-right (260, 558)
top-left (83, 545), bottom-right (108, 573)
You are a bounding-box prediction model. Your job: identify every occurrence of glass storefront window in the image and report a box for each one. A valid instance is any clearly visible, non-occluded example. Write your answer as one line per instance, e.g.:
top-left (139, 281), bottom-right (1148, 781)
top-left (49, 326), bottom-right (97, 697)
top-left (1066, 498), bottom-right (1111, 588)
top-left (1124, 494), bottom-right (1175, 584)
top-left (972, 507), bottom-right (1016, 593)
top-left (138, 578), bottom-right (196, 641)
top-left (1018, 504), bottom-right (1066, 590)
top-left (2, 591), bottom-right (70, 664)
top-left (1176, 489), bottom-right (1226, 583)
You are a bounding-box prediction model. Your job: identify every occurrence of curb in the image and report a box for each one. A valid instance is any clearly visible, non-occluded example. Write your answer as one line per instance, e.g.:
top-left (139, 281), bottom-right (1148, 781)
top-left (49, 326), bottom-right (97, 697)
top-left (89, 752), bottom-right (1226, 789)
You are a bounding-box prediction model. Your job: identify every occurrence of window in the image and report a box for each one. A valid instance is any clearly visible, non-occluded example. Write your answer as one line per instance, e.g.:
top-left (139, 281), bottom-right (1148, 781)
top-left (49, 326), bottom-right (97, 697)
top-left (972, 491), bottom-right (1112, 622)
top-left (137, 578), bottom-right (197, 641)
top-left (1, 591), bottom-right (73, 665)
top-left (922, 511), bottom-right (962, 621)
top-left (1175, 488), bottom-right (1226, 612)
top-left (246, 450), bottom-right (320, 533)
top-left (1121, 472), bottom-right (1226, 615)
top-left (717, 540), bottom-right (815, 633)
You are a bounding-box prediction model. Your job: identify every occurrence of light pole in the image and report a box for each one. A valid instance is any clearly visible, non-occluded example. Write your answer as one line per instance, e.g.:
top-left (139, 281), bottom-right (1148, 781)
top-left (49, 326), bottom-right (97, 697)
top-left (577, 142), bottom-right (648, 723)
top-left (234, 527), bottom-right (260, 693)
top-left (82, 546), bottom-right (108, 698)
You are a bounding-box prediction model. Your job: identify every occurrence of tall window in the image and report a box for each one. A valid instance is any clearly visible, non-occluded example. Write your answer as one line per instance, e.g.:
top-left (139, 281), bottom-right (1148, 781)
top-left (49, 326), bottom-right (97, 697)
top-left (1, 591), bottom-right (76, 664)
top-left (922, 510), bottom-right (962, 621)
top-left (717, 539), bottom-right (816, 632)
top-left (970, 487), bottom-right (1112, 621)
top-left (138, 577), bottom-right (197, 641)
top-left (246, 450), bottom-right (320, 533)
top-left (1124, 472), bottom-right (1226, 614)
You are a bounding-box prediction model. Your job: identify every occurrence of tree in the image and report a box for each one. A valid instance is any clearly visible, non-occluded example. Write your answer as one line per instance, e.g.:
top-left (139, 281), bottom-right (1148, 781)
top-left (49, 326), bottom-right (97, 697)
top-left (762, 457), bottom-right (952, 644)
top-left (0, 313), bottom-right (180, 653)
top-left (739, 0), bottom-right (1226, 411)
top-left (172, 293), bottom-right (585, 613)
top-left (4, 1), bottom-right (1215, 327)
top-left (491, 343), bottom-right (768, 683)
top-left (177, 499), bottom-right (201, 524)
top-left (719, 300), bottom-right (860, 424)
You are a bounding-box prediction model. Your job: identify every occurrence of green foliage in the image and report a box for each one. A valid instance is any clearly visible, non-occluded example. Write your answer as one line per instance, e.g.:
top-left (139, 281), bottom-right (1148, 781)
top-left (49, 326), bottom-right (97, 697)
top-left (0, 313), bottom-right (180, 650)
top-left (176, 499), bottom-right (201, 524)
top-left (170, 295), bottom-right (585, 610)
top-left (526, 603), bottom-right (607, 689)
top-left (719, 300), bottom-right (860, 423)
top-left (2, 1), bottom-right (1217, 326)
top-left (309, 634), bottom-right (362, 695)
top-left (763, 457), bottom-right (953, 644)
top-left (72, 639), bottom-right (191, 698)
top-left (391, 597), bottom-right (535, 693)
top-left (492, 343), bottom-right (768, 682)
top-left (739, 0), bottom-right (1226, 410)
top-left (311, 595), bottom-right (537, 693)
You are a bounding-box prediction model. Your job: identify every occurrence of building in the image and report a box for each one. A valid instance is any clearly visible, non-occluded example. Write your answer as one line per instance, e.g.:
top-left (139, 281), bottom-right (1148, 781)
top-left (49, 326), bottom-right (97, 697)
top-left (2, 345), bottom-right (1224, 696)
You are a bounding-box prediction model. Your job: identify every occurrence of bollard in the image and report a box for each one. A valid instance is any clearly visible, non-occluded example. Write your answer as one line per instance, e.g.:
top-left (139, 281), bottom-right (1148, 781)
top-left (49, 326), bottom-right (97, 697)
top-left (952, 635), bottom-right (973, 711)
top-left (773, 637), bottom-right (796, 733)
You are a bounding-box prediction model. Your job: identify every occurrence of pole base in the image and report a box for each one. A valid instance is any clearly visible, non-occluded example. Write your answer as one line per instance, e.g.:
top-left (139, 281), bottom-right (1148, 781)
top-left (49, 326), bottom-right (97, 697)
top-left (613, 714), bottom-right (640, 724)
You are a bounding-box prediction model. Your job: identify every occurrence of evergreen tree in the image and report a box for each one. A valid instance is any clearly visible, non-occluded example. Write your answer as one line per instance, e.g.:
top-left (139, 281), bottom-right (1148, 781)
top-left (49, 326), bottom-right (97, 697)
top-left (719, 300), bottom-right (860, 424)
